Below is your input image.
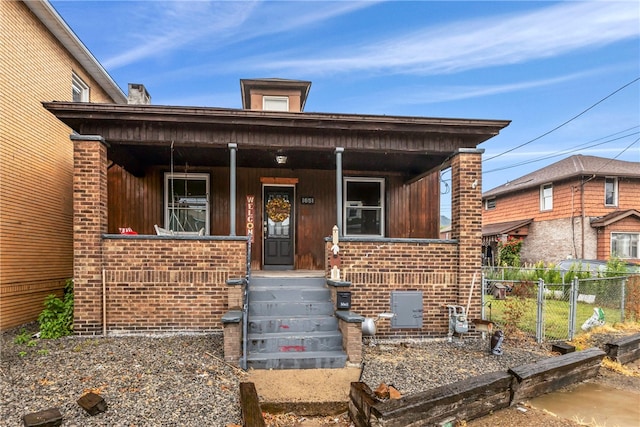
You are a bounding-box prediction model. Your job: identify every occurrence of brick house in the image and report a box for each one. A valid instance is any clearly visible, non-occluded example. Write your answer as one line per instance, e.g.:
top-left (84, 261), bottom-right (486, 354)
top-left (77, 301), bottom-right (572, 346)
top-left (0, 0), bottom-right (127, 330)
top-left (482, 155), bottom-right (640, 266)
top-left (44, 78), bottom-right (509, 367)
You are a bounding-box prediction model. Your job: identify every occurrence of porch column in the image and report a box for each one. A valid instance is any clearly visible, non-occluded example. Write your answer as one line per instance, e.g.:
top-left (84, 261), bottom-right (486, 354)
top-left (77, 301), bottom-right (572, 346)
top-left (450, 148), bottom-right (484, 317)
top-left (335, 147), bottom-right (344, 235)
top-left (229, 143), bottom-right (237, 236)
top-left (70, 134), bottom-right (109, 335)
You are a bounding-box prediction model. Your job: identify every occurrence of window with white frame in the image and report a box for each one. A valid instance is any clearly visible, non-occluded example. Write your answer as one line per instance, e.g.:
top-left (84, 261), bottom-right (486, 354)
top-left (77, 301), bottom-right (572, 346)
top-left (540, 183), bottom-right (553, 211)
top-left (485, 198), bottom-right (496, 210)
top-left (263, 96), bottom-right (289, 112)
top-left (344, 177), bottom-right (384, 236)
top-left (72, 73), bottom-right (89, 102)
top-left (605, 177), bottom-right (618, 206)
top-left (164, 173), bottom-right (209, 234)
top-left (611, 232), bottom-right (638, 259)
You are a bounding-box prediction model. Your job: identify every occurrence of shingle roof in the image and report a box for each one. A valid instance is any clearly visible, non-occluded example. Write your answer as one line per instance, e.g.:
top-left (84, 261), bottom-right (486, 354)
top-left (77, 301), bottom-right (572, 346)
top-left (591, 209), bottom-right (640, 227)
top-left (483, 155), bottom-right (640, 198)
top-left (482, 218), bottom-right (533, 237)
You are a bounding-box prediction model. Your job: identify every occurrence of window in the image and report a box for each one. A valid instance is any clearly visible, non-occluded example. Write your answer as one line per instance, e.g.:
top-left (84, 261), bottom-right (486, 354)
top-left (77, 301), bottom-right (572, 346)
top-left (164, 173), bottom-right (209, 234)
top-left (611, 232), bottom-right (639, 259)
top-left (72, 73), bottom-right (89, 102)
top-left (485, 198), bottom-right (496, 210)
top-left (344, 177), bottom-right (384, 236)
top-left (540, 183), bottom-right (553, 211)
top-left (263, 96), bottom-right (289, 112)
top-left (605, 177), bottom-right (618, 206)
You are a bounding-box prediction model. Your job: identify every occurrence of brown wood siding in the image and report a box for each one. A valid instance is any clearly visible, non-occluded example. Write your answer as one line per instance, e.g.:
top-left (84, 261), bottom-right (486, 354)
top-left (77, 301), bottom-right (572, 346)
top-left (0, 1), bottom-right (117, 330)
top-left (107, 166), bottom-right (441, 270)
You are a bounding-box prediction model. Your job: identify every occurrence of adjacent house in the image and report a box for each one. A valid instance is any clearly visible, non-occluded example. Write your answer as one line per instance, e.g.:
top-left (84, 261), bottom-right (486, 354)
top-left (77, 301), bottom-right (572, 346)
top-left (482, 155), bottom-right (640, 266)
top-left (0, 0), bottom-right (128, 330)
top-left (43, 75), bottom-right (509, 367)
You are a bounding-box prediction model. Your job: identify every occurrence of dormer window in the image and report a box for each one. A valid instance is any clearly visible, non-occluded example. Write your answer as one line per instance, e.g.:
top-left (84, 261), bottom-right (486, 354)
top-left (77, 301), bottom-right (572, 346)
top-left (263, 96), bottom-right (289, 112)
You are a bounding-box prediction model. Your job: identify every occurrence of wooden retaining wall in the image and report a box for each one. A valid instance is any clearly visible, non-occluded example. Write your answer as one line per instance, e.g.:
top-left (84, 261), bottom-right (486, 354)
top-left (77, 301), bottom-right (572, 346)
top-left (605, 333), bottom-right (640, 364)
top-left (349, 347), bottom-right (606, 426)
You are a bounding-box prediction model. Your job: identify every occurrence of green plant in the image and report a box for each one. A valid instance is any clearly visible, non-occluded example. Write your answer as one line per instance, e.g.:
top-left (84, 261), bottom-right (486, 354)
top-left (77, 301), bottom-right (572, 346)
top-left (26, 340), bottom-right (37, 347)
top-left (37, 349), bottom-right (49, 356)
top-left (18, 351), bottom-right (27, 357)
top-left (497, 236), bottom-right (523, 267)
top-left (38, 279), bottom-right (74, 339)
top-left (13, 329), bottom-right (31, 345)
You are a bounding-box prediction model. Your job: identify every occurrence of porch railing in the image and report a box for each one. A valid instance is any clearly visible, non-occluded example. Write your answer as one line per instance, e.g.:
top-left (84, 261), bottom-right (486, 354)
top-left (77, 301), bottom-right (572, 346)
top-left (240, 239), bottom-right (252, 370)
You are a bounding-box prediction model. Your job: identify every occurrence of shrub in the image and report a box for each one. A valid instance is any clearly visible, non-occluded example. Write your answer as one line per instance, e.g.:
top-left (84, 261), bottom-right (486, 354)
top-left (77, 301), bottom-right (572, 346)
top-left (38, 279), bottom-right (74, 339)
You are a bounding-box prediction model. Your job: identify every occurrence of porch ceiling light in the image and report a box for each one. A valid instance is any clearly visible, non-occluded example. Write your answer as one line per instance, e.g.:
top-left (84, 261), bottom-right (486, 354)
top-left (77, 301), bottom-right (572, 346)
top-left (275, 155), bottom-right (288, 165)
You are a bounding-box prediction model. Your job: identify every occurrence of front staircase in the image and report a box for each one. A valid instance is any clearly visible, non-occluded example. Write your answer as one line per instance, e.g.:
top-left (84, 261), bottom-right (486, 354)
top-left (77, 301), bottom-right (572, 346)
top-left (246, 276), bottom-right (348, 369)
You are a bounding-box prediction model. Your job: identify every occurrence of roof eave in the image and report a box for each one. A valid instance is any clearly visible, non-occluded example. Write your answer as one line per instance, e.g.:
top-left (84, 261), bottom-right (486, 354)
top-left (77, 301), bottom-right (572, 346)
top-left (24, 0), bottom-right (127, 104)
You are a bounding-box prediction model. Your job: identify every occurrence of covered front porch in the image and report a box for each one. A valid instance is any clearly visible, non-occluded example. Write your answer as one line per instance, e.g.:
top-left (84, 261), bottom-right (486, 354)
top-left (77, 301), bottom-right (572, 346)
top-left (46, 100), bottom-right (508, 348)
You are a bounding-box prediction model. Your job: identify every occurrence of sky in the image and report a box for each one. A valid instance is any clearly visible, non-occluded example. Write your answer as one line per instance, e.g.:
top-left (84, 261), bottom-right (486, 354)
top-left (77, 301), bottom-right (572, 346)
top-left (50, 0), bottom-right (640, 215)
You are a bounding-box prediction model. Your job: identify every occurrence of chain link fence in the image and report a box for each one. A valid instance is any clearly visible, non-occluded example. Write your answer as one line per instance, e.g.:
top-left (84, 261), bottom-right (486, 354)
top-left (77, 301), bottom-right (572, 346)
top-left (481, 269), bottom-right (637, 343)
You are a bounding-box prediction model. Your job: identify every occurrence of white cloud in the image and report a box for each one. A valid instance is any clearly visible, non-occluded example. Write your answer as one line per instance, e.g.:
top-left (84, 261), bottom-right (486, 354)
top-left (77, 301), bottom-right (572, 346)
top-left (250, 1), bottom-right (639, 76)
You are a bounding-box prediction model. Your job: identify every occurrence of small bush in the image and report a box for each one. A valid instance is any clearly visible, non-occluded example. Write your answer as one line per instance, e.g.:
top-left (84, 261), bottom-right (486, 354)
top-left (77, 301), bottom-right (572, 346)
top-left (38, 279), bottom-right (74, 339)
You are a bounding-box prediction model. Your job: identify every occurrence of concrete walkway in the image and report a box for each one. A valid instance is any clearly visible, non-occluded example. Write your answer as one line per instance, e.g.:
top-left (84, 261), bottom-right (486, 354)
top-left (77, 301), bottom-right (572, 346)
top-left (246, 367), bottom-right (362, 415)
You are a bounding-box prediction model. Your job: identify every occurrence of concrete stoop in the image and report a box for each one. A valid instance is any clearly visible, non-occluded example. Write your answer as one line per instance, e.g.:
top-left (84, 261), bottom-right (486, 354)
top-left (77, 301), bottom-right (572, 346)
top-left (246, 367), bottom-right (362, 416)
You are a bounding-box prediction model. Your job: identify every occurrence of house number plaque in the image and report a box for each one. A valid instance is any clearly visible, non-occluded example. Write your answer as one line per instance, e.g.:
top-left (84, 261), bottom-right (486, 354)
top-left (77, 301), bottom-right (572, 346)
top-left (301, 196), bottom-right (315, 205)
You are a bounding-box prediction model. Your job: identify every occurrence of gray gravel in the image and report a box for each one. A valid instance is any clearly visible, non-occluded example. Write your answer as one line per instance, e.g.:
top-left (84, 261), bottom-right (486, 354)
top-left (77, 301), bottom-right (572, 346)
top-left (1, 325), bottom-right (551, 426)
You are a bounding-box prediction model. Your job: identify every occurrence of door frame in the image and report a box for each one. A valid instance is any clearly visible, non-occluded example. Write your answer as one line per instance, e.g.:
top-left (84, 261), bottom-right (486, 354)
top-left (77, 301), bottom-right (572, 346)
top-left (262, 183), bottom-right (296, 269)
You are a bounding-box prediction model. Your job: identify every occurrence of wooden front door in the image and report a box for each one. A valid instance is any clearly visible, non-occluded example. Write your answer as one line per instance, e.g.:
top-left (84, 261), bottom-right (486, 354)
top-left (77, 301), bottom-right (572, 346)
top-left (263, 186), bottom-right (294, 269)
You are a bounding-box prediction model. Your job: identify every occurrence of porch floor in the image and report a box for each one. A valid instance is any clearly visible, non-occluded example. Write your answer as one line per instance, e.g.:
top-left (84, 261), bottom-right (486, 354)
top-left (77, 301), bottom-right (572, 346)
top-left (251, 269), bottom-right (325, 278)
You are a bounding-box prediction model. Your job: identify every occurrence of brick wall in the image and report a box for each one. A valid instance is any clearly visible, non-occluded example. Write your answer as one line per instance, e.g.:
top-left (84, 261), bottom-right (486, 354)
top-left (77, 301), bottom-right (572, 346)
top-left (327, 240), bottom-right (459, 337)
top-left (0, 1), bottom-right (115, 330)
top-left (103, 238), bottom-right (247, 332)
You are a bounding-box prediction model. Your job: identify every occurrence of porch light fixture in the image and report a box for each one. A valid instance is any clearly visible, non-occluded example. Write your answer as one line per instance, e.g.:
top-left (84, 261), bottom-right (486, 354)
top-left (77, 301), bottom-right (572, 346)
top-left (275, 155), bottom-right (288, 165)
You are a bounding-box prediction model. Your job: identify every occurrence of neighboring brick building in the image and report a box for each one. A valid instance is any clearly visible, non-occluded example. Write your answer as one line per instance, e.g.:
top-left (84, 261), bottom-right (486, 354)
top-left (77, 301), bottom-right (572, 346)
top-left (0, 0), bottom-right (126, 330)
top-left (482, 155), bottom-right (640, 266)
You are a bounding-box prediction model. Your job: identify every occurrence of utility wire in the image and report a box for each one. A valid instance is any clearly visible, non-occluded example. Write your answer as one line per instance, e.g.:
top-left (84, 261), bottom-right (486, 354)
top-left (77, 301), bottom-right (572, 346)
top-left (484, 130), bottom-right (639, 174)
top-left (483, 77), bottom-right (640, 162)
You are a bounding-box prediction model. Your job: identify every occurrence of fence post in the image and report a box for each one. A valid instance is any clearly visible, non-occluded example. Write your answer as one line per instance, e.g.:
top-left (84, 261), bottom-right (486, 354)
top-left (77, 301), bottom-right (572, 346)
top-left (621, 277), bottom-right (626, 323)
top-left (569, 278), bottom-right (579, 341)
top-left (536, 279), bottom-right (544, 343)
top-left (481, 274), bottom-right (486, 320)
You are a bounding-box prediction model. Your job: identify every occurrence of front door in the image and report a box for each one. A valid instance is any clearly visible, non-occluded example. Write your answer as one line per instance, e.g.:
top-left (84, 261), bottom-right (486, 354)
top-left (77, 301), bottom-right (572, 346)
top-left (263, 186), bottom-right (294, 269)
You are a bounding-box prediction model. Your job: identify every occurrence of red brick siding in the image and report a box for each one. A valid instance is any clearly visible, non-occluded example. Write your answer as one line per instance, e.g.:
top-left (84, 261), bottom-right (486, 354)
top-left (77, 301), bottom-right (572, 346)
top-left (327, 240), bottom-right (459, 337)
top-left (103, 238), bottom-right (246, 331)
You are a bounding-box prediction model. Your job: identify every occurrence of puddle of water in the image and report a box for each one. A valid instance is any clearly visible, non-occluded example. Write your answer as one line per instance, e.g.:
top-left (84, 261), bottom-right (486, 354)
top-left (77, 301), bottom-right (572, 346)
top-left (528, 382), bottom-right (640, 426)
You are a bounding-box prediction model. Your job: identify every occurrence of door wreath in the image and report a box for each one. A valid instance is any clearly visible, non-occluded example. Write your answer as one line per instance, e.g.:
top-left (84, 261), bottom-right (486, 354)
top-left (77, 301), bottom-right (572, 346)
top-left (266, 196), bottom-right (291, 222)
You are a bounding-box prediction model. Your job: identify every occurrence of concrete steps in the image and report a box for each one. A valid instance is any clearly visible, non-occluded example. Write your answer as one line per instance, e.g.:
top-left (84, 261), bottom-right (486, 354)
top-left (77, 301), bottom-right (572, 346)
top-left (246, 276), bottom-right (346, 369)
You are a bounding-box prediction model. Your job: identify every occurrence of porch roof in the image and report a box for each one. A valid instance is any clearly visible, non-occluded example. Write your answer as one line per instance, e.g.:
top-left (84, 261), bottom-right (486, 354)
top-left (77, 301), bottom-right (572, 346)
top-left (43, 102), bottom-right (510, 179)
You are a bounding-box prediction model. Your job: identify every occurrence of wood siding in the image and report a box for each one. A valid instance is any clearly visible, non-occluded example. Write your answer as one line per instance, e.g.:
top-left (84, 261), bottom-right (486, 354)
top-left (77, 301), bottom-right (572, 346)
top-left (107, 166), bottom-right (441, 270)
top-left (0, 1), bottom-right (115, 330)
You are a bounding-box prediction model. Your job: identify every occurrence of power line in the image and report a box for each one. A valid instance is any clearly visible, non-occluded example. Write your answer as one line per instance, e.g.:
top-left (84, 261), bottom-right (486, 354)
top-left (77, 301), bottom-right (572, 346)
top-left (483, 77), bottom-right (640, 162)
top-left (484, 129), bottom-right (639, 174)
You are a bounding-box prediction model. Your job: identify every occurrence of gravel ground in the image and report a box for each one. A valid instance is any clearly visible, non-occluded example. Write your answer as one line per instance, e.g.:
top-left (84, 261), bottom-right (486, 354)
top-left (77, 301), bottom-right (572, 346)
top-left (2, 324), bottom-right (636, 427)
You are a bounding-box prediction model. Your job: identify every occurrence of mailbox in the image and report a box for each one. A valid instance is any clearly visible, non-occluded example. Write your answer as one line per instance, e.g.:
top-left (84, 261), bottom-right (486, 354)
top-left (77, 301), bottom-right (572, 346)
top-left (336, 291), bottom-right (351, 310)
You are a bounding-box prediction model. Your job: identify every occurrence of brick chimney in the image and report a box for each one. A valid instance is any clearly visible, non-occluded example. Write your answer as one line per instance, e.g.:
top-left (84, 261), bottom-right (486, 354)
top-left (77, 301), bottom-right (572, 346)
top-left (127, 83), bottom-right (151, 105)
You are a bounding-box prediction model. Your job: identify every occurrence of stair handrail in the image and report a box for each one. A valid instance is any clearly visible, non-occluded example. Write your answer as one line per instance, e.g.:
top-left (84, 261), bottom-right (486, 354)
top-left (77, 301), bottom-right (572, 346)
top-left (240, 238), bottom-right (252, 370)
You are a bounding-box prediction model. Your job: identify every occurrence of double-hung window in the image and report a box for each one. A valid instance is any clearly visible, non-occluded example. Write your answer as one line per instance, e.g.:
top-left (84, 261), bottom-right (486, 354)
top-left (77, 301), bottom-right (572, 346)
top-left (611, 232), bottom-right (638, 259)
top-left (164, 173), bottom-right (209, 234)
top-left (72, 73), bottom-right (89, 102)
top-left (540, 183), bottom-right (553, 211)
top-left (344, 177), bottom-right (384, 236)
top-left (605, 177), bottom-right (618, 206)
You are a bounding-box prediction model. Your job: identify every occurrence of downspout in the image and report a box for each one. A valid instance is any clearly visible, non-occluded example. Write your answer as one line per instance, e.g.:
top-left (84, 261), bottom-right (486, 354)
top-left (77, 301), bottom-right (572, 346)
top-left (335, 147), bottom-right (344, 235)
top-left (102, 269), bottom-right (107, 336)
top-left (229, 143), bottom-right (237, 236)
top-left (580, 177), bottom-right (586, 258)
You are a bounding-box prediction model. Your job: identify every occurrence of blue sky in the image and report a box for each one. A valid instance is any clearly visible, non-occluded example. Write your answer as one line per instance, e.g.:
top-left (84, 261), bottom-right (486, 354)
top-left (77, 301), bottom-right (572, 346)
top-left (51, 0), bottom-right (639, 213)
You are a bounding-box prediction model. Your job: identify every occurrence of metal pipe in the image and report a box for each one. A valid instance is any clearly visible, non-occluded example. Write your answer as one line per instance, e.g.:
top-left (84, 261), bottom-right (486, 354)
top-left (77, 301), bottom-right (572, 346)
top-left (229, 143), bottom-right (237, 236)
top-left (335, 147), bottom-right (344, 235)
